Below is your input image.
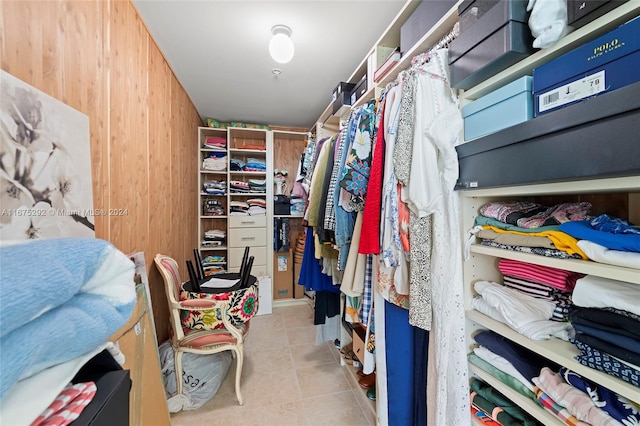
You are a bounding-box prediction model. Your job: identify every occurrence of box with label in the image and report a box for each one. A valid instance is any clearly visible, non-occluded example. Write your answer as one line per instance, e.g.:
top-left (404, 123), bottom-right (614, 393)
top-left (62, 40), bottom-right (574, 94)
top-left (533, 16), bottom-right (640, 116)
top-left (567, 0), bottom-right (629, 29)
top-left (455, 81), bottom-right (640, 190)
top-left (352, 325), bottom-right (366, 364)
top-left (462, 75), bottom-right (533, 141)
top-left (400, 0), bottom-right (457, 54)
top-left (273, 250), bottom-right (293, 300)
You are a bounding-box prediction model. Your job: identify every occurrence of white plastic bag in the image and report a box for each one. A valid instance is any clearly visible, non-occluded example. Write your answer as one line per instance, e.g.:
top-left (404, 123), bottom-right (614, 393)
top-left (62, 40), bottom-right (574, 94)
top-left (527, 0), bottom-right (569, 48)
top-left (158, 341), bottom-right (232, 412)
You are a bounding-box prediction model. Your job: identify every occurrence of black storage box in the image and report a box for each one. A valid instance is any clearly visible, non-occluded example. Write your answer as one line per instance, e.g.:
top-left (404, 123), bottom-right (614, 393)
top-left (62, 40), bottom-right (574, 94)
top-left (71, 350), bottom-right (131, 426)
top-left (449, 0), bottom-right (534, 90)
top-left (455, 80), bottom-right (640, 190)
top-left (400, 0), bottom-right (457, 54)
top-left (274, 194), bottom-right (291, 215)
top-left (332, 82), bottom-right (355, 115)
top-left (567, 0), bottom-right (629, 29)
top-left (350, 75), bottom-right (368, 105)
top-left (459, 0), bottom-right (501, 33)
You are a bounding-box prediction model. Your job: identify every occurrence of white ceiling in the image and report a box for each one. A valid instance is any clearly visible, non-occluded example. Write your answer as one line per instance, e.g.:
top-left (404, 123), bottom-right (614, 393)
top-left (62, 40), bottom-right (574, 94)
top-left (132, 0), bottom-right (407, 129)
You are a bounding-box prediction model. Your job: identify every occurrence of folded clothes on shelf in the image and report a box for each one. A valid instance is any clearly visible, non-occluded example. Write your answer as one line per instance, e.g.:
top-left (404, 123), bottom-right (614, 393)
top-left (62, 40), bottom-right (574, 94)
top-left (202, 153), bottom-right (227, 171)
top-left (204, 136), bottom-right (226, 149)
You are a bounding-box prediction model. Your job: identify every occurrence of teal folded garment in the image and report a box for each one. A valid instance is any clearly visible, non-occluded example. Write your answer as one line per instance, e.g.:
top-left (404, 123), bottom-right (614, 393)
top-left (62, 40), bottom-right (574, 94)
top-left (468, 354), bottom-right (537, 402)
top-left (470, 378), bottom-right (543, 426)
top-left (475, 215), bottom-right (561, 233)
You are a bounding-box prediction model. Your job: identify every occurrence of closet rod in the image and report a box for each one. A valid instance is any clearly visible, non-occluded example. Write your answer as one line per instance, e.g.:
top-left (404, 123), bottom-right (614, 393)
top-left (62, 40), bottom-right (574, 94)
top-left (411, 22), bottom-right (460, 67)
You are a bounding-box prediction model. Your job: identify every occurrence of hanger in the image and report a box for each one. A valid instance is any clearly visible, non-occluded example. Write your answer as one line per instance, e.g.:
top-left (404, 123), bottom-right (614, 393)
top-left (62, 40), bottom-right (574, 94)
top-left (410, 22), bottom-right (461, 69)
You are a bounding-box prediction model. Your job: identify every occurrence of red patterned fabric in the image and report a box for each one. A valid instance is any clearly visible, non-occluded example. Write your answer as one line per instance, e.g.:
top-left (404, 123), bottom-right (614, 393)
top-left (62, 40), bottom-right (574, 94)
top-left (31, 381), bottom-right (97, 426)
top-left (359, 100), bottom-right (386, 255)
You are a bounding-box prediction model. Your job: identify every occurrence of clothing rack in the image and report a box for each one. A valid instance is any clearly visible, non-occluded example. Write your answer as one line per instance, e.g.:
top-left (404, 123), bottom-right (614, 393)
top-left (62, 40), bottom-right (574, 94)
top-left (385, 23), bottom-right (460, 92)
top-left (410, 22), bottom-right (460, 67)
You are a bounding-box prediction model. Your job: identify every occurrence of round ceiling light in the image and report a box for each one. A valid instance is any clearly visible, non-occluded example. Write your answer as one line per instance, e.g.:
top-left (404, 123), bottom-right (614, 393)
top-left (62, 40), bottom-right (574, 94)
top-left (269, 25), bottom-right (294, 64)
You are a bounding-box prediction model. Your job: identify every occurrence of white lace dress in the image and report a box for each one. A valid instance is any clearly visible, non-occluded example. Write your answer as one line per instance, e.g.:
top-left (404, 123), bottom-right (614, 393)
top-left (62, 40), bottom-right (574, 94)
top-left (411, 49), bottom-right (470, 426)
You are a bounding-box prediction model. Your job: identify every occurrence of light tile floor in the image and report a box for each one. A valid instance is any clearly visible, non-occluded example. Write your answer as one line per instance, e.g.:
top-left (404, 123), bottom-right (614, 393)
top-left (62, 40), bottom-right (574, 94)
top-left (170, 301), bottom-right (376, 426)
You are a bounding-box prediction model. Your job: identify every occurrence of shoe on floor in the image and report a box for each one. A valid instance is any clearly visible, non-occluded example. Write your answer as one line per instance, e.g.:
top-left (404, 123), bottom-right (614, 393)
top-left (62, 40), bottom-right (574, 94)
top-left (340, 342), bottom-right (353, 355)
top-left (356, 369), bottom-right (367, 378)
top-left (367, 385), bottom-right (376, 400)
top-left (358, 373), bottom-right (375, 389)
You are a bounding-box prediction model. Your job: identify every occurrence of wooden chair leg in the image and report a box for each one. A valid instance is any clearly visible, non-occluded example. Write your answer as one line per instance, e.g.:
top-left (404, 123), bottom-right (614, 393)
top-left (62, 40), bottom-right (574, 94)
top-left (234, 348), bottom-right (244, 405)
top-left (174, 349), bottom-right (184, 395)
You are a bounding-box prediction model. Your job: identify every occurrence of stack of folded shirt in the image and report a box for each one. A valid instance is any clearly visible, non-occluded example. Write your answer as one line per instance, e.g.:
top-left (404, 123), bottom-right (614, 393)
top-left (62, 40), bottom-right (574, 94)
top-left (469, 378), bottom-right (542, 426)
top-left (202, 229), bottom-right (225, 247)
top-left (244, 158), bottom-right (266, 172)
top-left (230, 181), bottom-right (250, 193)
top-left (471, 280), bottom-right (574, 340)
top-left (202, 179), bottom-right (226, 195)
top-left (533, 367), bottom-right (630, 426)
top-left (247, 198), bottom-right (266, 216)
top-left (204, 136), bottom-right (226, 150)
top-left (230, 158), bottom-right (245, 171)
top-left (559, 368), bottom-right (640, 425)
top-left (560, 214), bottom-right (640, 269)
top-left (202, 254), bottom-right (226, 276)
top-left (229, 200), bottom-right (249, 215)
top-left (202, 199), bottom-right (224, 216)
top-left (473, 200), bottom-right (592, 260)
top-left (202, 152), bottom-right (227, 171)
top-left (569, 276), bottom-right (640, 387)
top-left (248, 179), bottom-right (265, 193)
top-left (498, 258), bottom-right (582, 321)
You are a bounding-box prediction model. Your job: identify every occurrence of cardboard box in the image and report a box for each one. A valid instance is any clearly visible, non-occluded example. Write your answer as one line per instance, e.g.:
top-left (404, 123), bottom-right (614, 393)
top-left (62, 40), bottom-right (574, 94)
top-left (462, 75), bottom-right (533, 141)
top-left (352, 325), bottom-right (366, 364)
top-left (293, 261), bottom-right (304, 299)
top-left (533, 16), bottom-right (640, 115)
top-left (273, 250), bottom-right (293, 299)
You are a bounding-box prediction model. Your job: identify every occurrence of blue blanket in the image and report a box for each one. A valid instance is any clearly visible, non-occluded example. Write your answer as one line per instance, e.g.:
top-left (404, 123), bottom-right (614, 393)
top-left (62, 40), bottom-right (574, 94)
top-left (0, 238), bottom-right (136, 400)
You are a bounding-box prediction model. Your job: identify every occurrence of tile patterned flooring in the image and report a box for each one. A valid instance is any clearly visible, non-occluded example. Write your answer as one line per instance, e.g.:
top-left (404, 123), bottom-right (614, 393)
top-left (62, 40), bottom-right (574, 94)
top-left (170, 302), bottom-right (376, 426)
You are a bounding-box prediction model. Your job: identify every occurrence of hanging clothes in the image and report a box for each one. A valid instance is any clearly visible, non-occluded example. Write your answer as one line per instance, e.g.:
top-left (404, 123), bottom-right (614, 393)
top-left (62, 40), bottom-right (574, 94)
top-left (408, 49), bottom-right (469, 426)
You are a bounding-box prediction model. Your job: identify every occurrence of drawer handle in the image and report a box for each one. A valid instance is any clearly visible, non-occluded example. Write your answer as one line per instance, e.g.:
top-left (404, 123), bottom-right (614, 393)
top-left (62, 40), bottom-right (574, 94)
top-left (241, 221), bottom-right (255, 225)
top-left (241, 237), bottom-right (255, 241)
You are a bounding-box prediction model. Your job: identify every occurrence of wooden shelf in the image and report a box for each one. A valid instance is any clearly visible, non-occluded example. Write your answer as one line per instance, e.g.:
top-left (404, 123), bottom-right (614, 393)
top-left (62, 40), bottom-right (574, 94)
top-left (228, 148), bottom-right (267, 155)
top-left (469, 364), bottom-right (563, 426)
top-left (200, 170), bottom-right (227, 175)
top-left (469, 245), bottom-right (640, 284)
top-left (228, 171), bottom-right (266, 176)
top-left (467, 310), bottom-right (640, 404)
top-left (199, 245), bottom-right (228, 251)
top-left (461, 2), bottom-right (640, 100)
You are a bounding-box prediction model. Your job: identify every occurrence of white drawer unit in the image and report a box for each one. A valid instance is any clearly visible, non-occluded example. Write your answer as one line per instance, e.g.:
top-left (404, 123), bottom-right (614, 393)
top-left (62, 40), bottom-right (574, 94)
top-left (229, 215), bottom-right (267, 228)
top-left (228, 228), bottom-right (267, 247)
top-left (228, 247), bottom-right (267, 268)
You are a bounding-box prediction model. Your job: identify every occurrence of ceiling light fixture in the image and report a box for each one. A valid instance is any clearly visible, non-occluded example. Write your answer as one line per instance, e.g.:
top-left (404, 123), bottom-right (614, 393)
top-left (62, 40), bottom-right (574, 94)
top-left (269, 25), bottom-right (294, 64)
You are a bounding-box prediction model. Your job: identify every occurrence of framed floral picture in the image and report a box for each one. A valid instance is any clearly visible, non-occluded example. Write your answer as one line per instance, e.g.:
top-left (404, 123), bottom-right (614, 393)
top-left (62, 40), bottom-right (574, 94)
top-left (0, 70), bottom-right (94, 240)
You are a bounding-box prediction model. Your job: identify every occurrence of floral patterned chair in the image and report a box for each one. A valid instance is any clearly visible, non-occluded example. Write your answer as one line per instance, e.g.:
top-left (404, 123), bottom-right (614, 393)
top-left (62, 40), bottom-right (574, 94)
top-left (154, 254), bottom-right (258, 406)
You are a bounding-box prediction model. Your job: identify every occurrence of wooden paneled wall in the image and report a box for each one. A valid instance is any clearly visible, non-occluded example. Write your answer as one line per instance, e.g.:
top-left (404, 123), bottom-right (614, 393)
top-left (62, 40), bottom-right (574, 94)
top-left (0, 0), bottom-right (201, 344)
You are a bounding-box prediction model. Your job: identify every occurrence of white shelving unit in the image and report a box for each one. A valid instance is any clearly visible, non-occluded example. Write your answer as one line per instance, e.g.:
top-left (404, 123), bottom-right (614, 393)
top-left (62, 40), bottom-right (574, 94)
top-left (305, 0), bottom-right (640, 422)
top-left (458, 2), bottom-right (640, 416)
top-left (197, 126), bottom-right (273, 278)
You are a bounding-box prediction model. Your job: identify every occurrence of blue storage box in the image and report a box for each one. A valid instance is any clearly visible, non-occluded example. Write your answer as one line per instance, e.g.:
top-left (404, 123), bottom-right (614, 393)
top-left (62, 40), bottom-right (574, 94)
top-left (462, 75), bottom-right (533, 141)
top-left (533, 16), bottom-right (640, 116)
